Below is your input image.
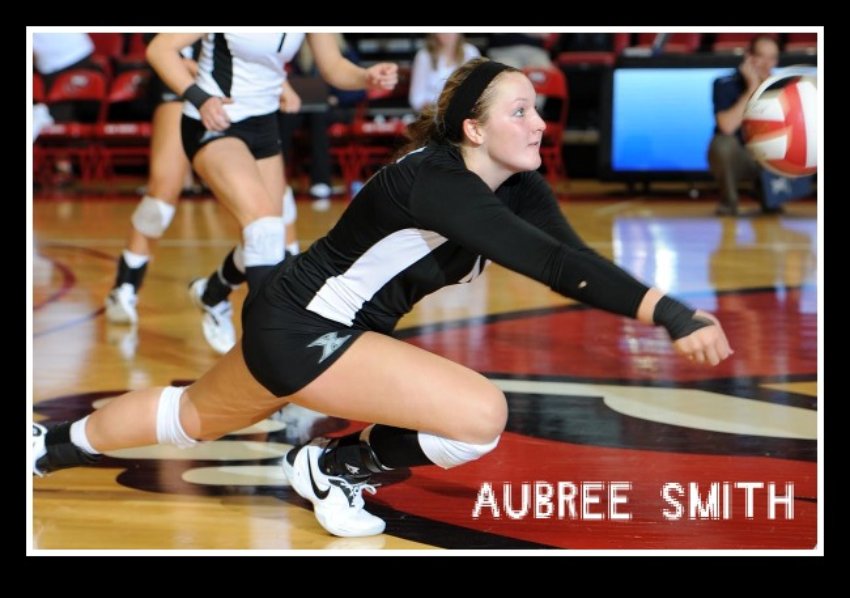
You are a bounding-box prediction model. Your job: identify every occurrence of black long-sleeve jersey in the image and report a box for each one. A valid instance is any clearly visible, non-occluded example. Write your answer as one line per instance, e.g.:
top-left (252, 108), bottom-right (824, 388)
top-left (269, 143), bottom-right (650, 335)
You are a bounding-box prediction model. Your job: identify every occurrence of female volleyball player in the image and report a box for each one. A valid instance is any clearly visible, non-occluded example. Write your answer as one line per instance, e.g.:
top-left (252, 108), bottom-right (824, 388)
top-left (33, 59), bottom-right (732, 539)
top-left (143, 33), bottom-right (396, 352)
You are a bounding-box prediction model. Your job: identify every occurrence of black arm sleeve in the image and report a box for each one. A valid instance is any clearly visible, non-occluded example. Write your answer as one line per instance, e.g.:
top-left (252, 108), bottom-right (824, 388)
top-left (409, 159), bottom-right (650, 318)
top-left (498, 171), bottom-right (593, 250)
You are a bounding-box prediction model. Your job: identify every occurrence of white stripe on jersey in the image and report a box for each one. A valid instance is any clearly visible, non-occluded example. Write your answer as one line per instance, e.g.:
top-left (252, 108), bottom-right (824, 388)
top-left (184, 33), bottom-right (305, 123)
top-left (306, 229), bottom-right (449, 325)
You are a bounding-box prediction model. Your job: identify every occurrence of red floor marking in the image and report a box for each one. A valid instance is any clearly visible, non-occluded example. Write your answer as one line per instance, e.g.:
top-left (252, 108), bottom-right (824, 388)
top-left (372, 432), bottom-right (816, 549)
top-left (407, 289), bottom-right (815, 381)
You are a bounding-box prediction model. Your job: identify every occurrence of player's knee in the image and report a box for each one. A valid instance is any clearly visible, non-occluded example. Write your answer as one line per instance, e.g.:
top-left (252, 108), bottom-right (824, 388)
top-left (482, 387), bottom-right (508, 441)
top-left (156, 386), bottom-right (198, 448)
top-left (242, 216), bottom-right (285, 267)
top-left (132, 195), bottom-right (176, 239)
top-left (465, 385), bottom-right (507, 444)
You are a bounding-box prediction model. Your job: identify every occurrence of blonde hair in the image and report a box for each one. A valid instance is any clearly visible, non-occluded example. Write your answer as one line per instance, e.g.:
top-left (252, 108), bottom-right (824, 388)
top-left (424, 33), bottom-right (468, 70)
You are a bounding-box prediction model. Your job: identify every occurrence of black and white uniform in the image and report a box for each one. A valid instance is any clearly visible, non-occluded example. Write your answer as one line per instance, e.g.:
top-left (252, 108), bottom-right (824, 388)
top-left (180, 32), bottom-right (306, 160)
top-left (243, 143), bottom-right (651, 396)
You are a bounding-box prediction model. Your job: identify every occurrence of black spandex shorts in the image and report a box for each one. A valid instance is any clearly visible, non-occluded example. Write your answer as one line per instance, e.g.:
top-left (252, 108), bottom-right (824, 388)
top-left (241, 260), bottom-right (366, 397)
top-left (181, 111), bottom-right (282, 162)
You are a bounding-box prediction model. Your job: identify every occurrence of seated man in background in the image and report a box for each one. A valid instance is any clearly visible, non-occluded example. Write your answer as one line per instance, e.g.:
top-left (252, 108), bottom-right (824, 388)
top-left (708, 34), bottom-right (780, 215)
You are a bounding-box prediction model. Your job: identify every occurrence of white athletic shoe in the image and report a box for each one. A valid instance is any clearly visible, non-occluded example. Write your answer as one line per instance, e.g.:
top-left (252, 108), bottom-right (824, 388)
top-left (283, 438), bottom-right (386, 538)
top-left (105, 283), bottom-right (138, 324)
top-left (32, 423), bottom-right (47, 477)
top-left (188, 278), bottom-right (236, 354)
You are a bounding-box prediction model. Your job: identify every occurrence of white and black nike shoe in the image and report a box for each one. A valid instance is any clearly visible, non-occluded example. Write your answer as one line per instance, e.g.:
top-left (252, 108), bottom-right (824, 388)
top-left (32, 424), bottom-right (48, 476)
top-left (32, 422), bottom-right (100, 476)
top-left (283, 438), bottom-right (385, 538)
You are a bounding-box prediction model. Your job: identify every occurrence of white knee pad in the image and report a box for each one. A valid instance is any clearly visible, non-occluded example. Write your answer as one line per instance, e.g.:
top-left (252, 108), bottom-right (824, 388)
top-left (417, 433), bottom-right (500, 469)
top-left (282, 186), bottom-right (297, 227)
top-left (131, 195), bottom-right (176, 239)
top-left (156, 386), bottom-right (197, 448)
top-left (242, 216), bottom-right (285, 267)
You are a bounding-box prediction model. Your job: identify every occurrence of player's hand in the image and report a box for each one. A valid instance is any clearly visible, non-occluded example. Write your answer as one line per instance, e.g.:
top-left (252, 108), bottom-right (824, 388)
top-left (366, 63), bottom-right (398, 91)
top-left (740, 56), bottom-right (760, 90)
top-left (672, 310), bottom-right (734, 366)
top-left (199, 96), bottom-right (233, 131)
top-left (280, 85), bottom-right (302, 113)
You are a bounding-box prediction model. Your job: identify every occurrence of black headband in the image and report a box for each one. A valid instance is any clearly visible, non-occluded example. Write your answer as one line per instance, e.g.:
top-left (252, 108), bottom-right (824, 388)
top-left (444, 61), bottom-right (511, 141)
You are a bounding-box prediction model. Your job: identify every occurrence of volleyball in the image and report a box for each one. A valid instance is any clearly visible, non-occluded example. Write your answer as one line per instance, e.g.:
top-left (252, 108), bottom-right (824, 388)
top-left (742, 72), bottom-right (817, 178)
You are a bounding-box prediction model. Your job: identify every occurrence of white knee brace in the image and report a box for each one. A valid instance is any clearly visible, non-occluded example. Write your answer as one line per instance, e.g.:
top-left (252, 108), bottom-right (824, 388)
top-left (417, 432), bottom-right (500, 469)
top-left (282, 186), bottom-right (297, 227)
top-left (242, 216), bottom-right (285, 267)
top-left (156, 386), bottom-right (197, 448)
top-left (132, 195), bottom-right (176, 239)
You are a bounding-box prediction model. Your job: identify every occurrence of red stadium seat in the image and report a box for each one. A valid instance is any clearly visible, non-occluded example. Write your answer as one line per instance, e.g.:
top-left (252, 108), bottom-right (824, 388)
top-left (712, 32), bottom-right (779, 54)
top-left (33, 72), bottom-right (45, 104)
top-left (35, 69), bottom-right (108, 184)
top-left (89, 33), bottom-right (124, 59)
top-left (347, 67), bottom-right (412, 194)
top-left (556, 33), bottom-right (630, 68)
top-left (126, 32), bottom-right (147, 58)
top-left (636, 33), bottom-right (702, 54)
top-left (785, 33), bottom-right (817, 53)
top-left (95, 68), bottom-right (154, 180)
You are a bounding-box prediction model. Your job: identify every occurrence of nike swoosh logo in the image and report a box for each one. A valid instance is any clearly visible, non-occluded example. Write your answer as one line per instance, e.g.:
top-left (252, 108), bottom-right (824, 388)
top-left (307, 455), bottom-right (330, 500)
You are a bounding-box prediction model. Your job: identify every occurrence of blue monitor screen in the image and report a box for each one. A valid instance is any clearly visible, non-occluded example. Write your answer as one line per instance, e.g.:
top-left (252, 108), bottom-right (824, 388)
top-left (611, 67), bottom-right (732, 172)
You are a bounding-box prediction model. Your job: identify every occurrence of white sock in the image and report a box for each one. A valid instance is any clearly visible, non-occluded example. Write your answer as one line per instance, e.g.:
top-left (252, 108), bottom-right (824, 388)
top-left (122, 249), bottom-right (150, 269)
top-left (417, 432), bottom-right (499, 469)
top-left (70, 416), bottom-right (100, 455)
top-left (286, 241), bottom-right (300, 256)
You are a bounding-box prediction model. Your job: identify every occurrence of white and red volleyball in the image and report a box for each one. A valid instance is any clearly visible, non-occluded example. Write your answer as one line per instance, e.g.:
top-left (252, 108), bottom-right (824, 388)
top-left (742, 73), bottom-right (817, 177)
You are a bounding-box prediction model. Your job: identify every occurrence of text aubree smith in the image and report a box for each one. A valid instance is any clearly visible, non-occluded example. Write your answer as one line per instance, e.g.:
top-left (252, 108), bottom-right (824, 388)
top-left (471, 481), bottom-right (796, 521)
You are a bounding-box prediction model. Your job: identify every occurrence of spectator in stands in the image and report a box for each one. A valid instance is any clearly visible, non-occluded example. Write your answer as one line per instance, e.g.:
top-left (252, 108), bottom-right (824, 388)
top-left (708, 34), bottom-right (780, 216)
top-left (278, 34), bottom-right (366, 210)
top-left (486, 33), bottom-right (554, 69)
top-left (409, 33), bottom-right (479, 112)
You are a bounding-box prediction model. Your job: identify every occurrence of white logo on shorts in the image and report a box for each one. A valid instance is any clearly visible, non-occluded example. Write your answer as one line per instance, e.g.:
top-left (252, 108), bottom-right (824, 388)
top-left (307, 332), bottom-right (352, 363)
top-left (199, 129), bottom-right (225, 144)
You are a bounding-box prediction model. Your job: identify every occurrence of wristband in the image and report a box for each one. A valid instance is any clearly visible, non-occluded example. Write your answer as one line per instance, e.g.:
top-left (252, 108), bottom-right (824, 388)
top-left (653, 295), bottom-right (712, 340)
top-left (183, 83), bottom-right (213, 110)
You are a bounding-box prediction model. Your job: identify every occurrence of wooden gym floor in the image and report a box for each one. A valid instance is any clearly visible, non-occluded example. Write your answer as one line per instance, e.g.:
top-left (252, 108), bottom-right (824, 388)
top-left (30, 188), bottom-right (819, 551)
